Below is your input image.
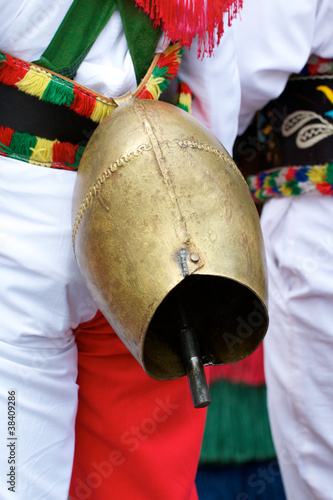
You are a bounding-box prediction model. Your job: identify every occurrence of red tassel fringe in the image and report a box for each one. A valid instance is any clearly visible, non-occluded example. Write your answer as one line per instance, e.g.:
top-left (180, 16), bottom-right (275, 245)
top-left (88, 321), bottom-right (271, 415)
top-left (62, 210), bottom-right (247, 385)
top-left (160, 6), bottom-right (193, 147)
top-left (317, 181), bottom-right (333, 195)
top-left (0, 126), bottom-right (15, 156)
top-left (53, 141), bottom-right (78, 165)
top-left (135, 0), bottom-right (243, 55)
top-left (69, 86), bottom-right (96, 118)
top-left (0, 55), bottom-right (29, 85)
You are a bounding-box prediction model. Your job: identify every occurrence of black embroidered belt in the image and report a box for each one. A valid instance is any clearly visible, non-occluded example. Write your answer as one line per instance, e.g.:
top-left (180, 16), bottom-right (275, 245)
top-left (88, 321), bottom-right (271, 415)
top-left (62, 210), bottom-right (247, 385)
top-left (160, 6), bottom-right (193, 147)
top-left (0, 46), bottom-right (184, 170)
top-left (234, 70), bottom-right (333, 200)
top-left (256, 74), bottom-right (333, 169)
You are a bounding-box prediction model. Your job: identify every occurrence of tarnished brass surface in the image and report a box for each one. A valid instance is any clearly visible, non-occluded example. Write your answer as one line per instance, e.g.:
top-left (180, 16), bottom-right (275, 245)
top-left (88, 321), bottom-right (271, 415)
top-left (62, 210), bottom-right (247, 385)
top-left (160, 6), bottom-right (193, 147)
top-left (72, 99), bottom-right (268, 380)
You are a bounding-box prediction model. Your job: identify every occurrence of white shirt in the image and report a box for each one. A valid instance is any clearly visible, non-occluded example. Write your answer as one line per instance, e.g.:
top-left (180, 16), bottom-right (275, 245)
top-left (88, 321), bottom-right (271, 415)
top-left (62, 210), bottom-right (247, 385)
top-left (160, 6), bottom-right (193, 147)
top-left (236, 0), bottom-right (333, 135)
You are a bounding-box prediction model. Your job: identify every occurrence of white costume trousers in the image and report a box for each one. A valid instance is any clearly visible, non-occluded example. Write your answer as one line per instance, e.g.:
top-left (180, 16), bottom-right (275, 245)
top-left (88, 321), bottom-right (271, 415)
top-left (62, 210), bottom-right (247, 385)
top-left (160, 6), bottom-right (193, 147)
top-left (262, 196), bottom-right (333, 500)
top-left (0, 158), bottom-right (97, 499)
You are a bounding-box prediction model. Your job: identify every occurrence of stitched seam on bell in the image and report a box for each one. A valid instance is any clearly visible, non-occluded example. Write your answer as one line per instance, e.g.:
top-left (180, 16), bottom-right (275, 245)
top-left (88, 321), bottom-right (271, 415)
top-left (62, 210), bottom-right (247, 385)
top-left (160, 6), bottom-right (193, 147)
top-left (174, 139), bottom-right (249, 189)
top-left (72, 143), bottom-right (153, 251)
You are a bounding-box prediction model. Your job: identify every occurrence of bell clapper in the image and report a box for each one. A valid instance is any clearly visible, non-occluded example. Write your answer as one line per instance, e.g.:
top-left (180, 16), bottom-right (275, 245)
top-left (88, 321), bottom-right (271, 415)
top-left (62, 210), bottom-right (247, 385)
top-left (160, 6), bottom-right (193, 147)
top-left (177, 297), bottom-right (211, 409)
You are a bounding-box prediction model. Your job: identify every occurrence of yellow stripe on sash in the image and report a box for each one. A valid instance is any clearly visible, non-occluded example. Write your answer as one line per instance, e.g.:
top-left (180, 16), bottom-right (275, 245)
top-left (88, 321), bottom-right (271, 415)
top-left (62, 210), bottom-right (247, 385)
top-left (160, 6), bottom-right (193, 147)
top-left (16, 69), bottom-right (52, 99)
top-left (29, 137), bottom-right (56, 164)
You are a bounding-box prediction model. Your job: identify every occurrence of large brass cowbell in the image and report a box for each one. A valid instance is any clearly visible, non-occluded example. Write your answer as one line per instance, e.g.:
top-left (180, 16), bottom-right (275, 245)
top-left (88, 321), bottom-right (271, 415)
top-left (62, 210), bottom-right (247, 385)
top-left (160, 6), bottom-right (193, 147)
top-left (72, 99), bottom-right (268, 407)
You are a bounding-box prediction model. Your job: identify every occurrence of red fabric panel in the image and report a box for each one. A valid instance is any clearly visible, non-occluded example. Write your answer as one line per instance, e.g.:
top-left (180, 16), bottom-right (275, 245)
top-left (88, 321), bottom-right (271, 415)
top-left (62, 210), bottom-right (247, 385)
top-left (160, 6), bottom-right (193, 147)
top-left (70, 311), bottom-right (207, 500)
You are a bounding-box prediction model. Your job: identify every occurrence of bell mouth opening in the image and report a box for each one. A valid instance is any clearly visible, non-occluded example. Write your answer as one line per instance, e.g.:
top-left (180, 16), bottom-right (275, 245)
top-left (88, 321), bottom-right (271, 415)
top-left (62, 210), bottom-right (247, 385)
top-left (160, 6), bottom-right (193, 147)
top-left (143, 274), bottom-right (268, 381)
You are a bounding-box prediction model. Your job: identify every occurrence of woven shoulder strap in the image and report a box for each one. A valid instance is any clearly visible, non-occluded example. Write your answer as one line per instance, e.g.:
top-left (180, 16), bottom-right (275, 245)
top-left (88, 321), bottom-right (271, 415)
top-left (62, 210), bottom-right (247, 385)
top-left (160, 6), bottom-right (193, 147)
top-left (33, 0), bottom-right (161, 83)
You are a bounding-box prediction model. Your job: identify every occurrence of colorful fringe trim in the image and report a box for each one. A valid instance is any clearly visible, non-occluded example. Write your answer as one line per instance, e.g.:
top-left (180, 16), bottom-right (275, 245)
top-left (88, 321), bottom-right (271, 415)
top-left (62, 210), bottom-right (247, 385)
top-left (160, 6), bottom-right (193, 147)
top-left (0, 126), bottom-right (84, 170)
top-left (0, 44), bottom-right (185, 170)
top-left (209, 343), bottom-right (265, 386)
top-left (0, 52), bottom-right (116, 124)
top-left (199, 380), bottom-right (276, 465)
top-left (248, 163), bottom-right (333, 201)
top-left (136, 44), bottom-right (182, 100)
top-left (177, 80), bottom-right (192, 114)
top-left (196, 461), bottom-right (286, 500)
top-left (248, 57), bottom-right (333, 202)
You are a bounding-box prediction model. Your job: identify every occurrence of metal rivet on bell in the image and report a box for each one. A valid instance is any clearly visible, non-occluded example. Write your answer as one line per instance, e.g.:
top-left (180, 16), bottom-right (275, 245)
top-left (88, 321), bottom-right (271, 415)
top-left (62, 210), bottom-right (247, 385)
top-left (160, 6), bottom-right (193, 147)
top-left (190, 253), bottom-right (200, 263)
